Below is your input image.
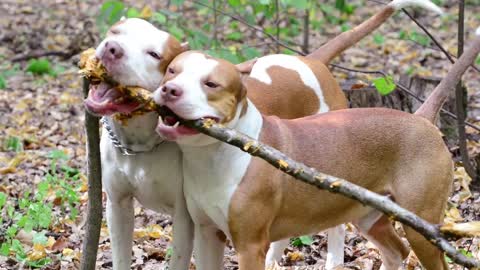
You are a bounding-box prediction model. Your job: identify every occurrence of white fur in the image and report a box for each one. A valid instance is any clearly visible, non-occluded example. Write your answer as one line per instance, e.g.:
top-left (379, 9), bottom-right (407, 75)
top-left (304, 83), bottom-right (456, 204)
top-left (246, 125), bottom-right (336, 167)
top-left (250, 54), bottom-right (330, 113)
top-left (180, 101), bottom-right (263, 270)
top-left (96, 18), bottom-right (170, 91)
top-left (476, 27), bottom-right (480, 36)
top-left (388, 0), bottom-right (443, 15)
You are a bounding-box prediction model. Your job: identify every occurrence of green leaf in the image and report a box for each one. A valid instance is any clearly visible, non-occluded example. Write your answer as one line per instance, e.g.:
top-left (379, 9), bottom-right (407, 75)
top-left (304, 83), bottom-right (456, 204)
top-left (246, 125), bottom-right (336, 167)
top-left (33, 231), bottom-right (48, 245)
top-left (0, 192), bottom-right (6, 209)
top-left (226, 32), bottom-right (243, 41)
top-left (228, 0), bottom-right (241, 6)
top-left (289, 0), bottom-right (308, 9)
top-left (171, 0), bottom-right (186, 6)
top-left (26, 59), bottom-right (53, 76)
top-left (299, 235), bottom-right (314, 245)
top-left (0, 75), bottom-right (6, 89)
top-left (4, 136), bottom-right (23, 152)
top-left (167, 25), bottom-right (185, 40)
top-left (126, 7), bottom-right (140, 18)
top-left (47, 150), bottom-right (68, 160)
top-left (373, 33), bottom-right (385, 45)
top-left (152, 12), bottom-right (167, 24)
top-left (475, 56), bottom-right (480, 66)
top-left (373, 76), bottom-right (396, 96)
top-left (0, 243), bottom-right (10, 256)
top-left (99, 1), bottom-right (125, 25)
top-left (259, 0), bottom-right (270, 5)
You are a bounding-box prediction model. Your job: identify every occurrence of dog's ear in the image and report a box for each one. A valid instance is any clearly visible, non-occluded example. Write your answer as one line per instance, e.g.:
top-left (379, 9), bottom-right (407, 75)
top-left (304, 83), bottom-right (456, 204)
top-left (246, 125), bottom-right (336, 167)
top-left (235, 58), bottom-right (257, 75)
top-left (180, 42), bottom-right (189, 52)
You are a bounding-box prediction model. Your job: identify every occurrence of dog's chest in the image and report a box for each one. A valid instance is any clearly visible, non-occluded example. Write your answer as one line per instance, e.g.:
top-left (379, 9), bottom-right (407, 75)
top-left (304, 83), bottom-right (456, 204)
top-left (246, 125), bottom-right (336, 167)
top-left (101, 134), bottom-right (182, 214)
top-left (182, 143), bottom-right (252, 236)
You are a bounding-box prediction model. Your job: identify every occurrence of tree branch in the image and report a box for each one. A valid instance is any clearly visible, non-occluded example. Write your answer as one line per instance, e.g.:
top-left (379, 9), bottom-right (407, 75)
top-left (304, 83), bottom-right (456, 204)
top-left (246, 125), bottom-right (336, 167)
top-left (182, 118), bottom-right (480, 269)
top-left (80, 78), bottom-right (103, 270)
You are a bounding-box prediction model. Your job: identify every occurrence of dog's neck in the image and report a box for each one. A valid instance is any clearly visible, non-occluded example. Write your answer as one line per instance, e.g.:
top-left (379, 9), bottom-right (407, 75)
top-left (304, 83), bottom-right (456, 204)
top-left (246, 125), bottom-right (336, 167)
top-left (179, 99), bottom-right (263, 234)
top-left (104, 112), bottom-right (163, 152)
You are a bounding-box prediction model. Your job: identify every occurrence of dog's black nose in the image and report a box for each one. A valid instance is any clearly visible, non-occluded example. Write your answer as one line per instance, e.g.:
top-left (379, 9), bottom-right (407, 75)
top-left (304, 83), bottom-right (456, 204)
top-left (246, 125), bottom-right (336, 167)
top-left (104, 41), bottom-right (124, 59)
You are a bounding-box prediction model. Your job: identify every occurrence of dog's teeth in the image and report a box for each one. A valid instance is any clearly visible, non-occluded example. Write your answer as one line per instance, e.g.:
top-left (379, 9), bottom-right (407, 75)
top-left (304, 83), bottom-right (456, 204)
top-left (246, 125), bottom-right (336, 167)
top-left (158, 116), bottom-right (164, 125)
top-left (173, 121), bottom-right (180, 128)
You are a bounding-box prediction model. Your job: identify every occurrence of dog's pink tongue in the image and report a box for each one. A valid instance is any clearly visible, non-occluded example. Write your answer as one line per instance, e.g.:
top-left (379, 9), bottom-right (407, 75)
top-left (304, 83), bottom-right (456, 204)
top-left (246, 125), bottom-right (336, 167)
top-left (90, 82), bottom-right (121, 103)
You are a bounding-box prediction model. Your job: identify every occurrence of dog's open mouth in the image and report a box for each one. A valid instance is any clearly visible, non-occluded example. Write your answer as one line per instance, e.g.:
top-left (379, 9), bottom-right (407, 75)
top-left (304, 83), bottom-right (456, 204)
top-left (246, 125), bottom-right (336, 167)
top-left (84, 82), bottom-right (142, 116)
top-left (156, 106), bottom-right (219, 140)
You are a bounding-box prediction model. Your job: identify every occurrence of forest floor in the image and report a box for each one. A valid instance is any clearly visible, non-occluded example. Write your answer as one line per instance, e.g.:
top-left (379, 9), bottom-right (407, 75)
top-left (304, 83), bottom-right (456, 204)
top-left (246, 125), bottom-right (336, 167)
top-left (0, 0), bottom-right (480, 269)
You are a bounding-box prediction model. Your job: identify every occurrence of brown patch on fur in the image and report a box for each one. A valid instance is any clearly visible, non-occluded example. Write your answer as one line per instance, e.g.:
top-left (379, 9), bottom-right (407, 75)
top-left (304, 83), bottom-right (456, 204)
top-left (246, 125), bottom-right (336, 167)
top-left (245, 56), bottom-right (347, 119)
top-left (159, 36), bottom-right (186, 74)
top-left (205, 58), bottom-right (247, 123)
top-left (216, 230), bottom-right (227, 243)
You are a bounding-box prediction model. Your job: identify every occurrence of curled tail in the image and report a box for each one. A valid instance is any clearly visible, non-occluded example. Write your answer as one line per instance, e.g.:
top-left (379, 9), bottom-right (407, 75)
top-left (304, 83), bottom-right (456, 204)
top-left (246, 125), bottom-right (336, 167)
top-left (307, 0), bottom-right (442, 64)
top-left (415, 30), bottom-right (480, 123)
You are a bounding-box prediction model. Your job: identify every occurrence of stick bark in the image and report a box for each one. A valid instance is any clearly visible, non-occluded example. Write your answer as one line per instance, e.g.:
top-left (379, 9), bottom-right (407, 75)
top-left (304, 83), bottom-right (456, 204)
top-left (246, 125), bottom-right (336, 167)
top-left (80, 78), bottom-right (103, 270)
top-left (183, 118), bottom-right (480, 269)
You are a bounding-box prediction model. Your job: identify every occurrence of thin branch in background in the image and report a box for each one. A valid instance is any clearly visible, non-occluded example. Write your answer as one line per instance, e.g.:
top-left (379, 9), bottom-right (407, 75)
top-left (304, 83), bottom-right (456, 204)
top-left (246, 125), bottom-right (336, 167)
top-left (302, 8), bottom-right (310, 54)
top-left (211, 0), bottom-right (218, 47)
top-left (454, 0), bottom-right (478, 183)
top-left (274, 0), bottom-right (280, 53)
top-left (80, 79), bottom-right (103, 270)
top-left (189, 0), bottom-right (304, 55)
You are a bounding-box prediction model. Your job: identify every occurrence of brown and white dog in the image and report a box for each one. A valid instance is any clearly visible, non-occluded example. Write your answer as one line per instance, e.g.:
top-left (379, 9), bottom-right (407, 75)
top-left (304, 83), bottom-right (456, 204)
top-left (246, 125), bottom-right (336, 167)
top-left (152, 43), bottom-right (458, 270)
top-left (84, 0), bottom-right (441, 268)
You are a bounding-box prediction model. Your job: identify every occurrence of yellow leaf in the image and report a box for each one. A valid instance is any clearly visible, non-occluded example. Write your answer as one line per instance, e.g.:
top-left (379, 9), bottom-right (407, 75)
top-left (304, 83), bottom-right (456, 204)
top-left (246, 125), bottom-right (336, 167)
top-left (62, 248), bottom-right (74, 257)
top-left (287, 251), bottom-right (304, 262)
top-left (140, 6), bottom-right (153, 19)
top-left (278, 160), bottom-right (289, 169)
top-left (445, 207), bottom-right (463, 222)
top-left (27, 244), bottom-right (47, 261)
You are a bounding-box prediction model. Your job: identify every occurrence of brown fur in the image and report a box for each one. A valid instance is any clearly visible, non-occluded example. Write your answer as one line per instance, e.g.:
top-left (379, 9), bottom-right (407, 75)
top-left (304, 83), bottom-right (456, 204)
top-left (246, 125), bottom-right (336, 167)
top-left (229, 109), bottom-right (453, 270)
top-left (245, 56), bottom-right (347, 119)
top-left (159, 36), bottom-right (186, 74)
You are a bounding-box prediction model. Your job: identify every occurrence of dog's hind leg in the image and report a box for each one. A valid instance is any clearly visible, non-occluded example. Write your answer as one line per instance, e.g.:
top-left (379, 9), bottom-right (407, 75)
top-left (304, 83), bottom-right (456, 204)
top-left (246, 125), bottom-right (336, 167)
top-left (265, 238), bottom-right (289, 268)
top-left (325, 224), bottom-right (346, 270)
top-left (355, 212), bottom-right (409, 270)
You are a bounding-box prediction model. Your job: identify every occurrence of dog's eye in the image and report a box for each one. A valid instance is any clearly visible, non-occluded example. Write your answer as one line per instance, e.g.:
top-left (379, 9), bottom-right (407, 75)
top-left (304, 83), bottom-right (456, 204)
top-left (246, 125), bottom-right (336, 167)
top-left (148, 51), bottom-right (162, 60)
top-left (168, 67), bottom-right (175, 74)
top-left (205, 81), bottom-right (219, 88)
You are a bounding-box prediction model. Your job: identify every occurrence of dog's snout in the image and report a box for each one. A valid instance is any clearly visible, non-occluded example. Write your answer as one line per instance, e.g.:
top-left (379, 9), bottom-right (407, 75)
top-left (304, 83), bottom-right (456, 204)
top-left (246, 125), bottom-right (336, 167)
top-left (105, 41), bottom-right (124, 59)
top-left (162, 84), bottom-right (183, 101)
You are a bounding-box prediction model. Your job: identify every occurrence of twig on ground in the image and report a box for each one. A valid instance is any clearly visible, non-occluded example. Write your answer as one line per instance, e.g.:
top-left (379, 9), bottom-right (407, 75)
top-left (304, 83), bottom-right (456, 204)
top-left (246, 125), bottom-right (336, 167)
top-left (11, 50), bottom-right (77, 62)
top-left (182, 117), bottom-right (480, 269)
top-left (80, 78), bottom-right (103, 270)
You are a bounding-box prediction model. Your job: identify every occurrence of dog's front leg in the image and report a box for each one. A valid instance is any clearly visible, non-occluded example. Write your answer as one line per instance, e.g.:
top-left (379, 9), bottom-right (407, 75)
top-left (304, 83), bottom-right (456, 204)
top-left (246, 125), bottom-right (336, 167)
top-left (168, 180), bottom-right (194, 270)
top-left (193, 225), bottom-right (226, 270)
top-left (106, 196), bottom-right (134, 270)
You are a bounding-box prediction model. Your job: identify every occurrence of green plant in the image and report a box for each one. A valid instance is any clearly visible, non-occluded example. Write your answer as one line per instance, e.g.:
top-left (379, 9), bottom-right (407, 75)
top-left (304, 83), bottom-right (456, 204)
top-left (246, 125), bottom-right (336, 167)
top-left (4, 136), bottom-right (23, 152)
top-left (373, 75), bottom-right (396, 96)
top-left (0, 150), bottom-right (83, 267)
top-left (26, 59), bottom-right (59, 76)
top-left (291, 235), bottom-right (314, 247)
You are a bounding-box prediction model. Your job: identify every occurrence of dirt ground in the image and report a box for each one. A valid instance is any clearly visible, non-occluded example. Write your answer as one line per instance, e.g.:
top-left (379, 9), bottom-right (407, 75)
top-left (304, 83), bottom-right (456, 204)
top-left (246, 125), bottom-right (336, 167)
top-left (0, 0), bottom-right (479, 269)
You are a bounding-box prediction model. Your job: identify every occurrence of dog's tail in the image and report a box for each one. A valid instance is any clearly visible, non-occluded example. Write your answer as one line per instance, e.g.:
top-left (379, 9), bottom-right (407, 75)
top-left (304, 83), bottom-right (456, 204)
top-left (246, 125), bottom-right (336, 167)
top-left (414, 29), bottom-right (480, 123)
top-left (307, 0), bottom-right (442, 64)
